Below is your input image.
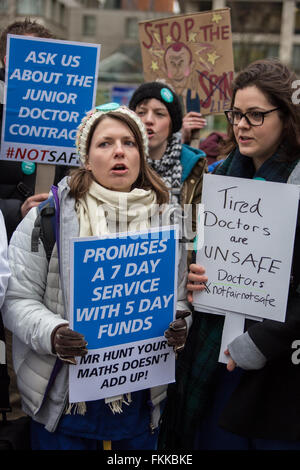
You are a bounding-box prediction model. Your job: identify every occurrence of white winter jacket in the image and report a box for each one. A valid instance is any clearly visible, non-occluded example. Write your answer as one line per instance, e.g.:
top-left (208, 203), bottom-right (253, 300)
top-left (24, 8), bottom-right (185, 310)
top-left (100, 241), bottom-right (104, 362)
top-left (2, 177), bottom-right (190, 433)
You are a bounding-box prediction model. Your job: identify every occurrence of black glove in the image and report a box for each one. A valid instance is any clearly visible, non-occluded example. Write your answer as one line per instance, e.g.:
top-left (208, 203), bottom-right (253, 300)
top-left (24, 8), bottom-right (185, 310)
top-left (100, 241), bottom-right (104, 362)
top-left (51, 325), bottom-right (88, 365)
top-left (164, 310), bottom-right (190, 354)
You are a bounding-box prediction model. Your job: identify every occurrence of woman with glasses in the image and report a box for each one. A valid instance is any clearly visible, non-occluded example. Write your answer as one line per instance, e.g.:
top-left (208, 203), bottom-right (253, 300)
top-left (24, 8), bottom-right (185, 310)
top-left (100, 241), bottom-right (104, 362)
top-left (159, 58), bottom-right (300, 450)
top-left (2, 103), bottom-right (191, 450)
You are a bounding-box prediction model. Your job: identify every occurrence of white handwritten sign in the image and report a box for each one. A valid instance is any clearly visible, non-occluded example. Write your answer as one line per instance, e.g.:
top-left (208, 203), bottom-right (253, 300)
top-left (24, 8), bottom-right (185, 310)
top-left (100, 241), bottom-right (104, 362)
top-left (194, 174), bottom-right (299, 322)
top-left (69, 226), bottom-right (178, 403)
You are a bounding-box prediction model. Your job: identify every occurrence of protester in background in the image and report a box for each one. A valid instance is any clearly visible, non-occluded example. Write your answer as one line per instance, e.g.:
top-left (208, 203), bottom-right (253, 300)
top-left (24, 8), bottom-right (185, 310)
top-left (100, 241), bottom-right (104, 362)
top-left (0, 18), bottom-right (60, 426)
top-left (0, 19), bottom-right (55, 240)
top-left (0, 18), bottom-right (73, 240)
top-left (129, 82), bottom-right (207, 382)
top-left (198, 131), bottom-right (227, 172)
top-left (129, 81), bottom-right (207, 237)
top-left (2, 103), bottom-right (191, 450)
top-left (159, 58), bottom-right (300, 450)
top-left (0, 20), bottom-right (77, 420)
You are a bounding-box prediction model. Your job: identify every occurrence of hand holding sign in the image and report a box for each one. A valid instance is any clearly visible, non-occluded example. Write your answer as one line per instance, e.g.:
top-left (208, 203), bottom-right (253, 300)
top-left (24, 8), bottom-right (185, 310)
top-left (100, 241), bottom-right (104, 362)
top-left (69, 227), bottom-right (178, 403)
top-left (181, 111), bottom-right (207, 144)
top-left (224, 348), bottom-right (236, 371)
top-left (52, 325), bottom-right (88, 365)
top-left (186, 264), bottom-right (208, 303)
top-left (193, 174), bottom-right (299, 363)
top-left (164, 310), bottom-right (191, 354)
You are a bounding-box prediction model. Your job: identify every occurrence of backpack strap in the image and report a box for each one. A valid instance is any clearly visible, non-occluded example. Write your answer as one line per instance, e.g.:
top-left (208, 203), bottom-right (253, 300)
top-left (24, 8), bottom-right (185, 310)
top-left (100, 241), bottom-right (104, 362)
top-left (31, 196), bottom-right (56, 262)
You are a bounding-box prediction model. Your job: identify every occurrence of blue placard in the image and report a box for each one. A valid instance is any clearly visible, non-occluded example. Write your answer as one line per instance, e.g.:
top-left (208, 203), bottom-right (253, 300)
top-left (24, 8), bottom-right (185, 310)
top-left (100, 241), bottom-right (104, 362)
top-left (111, 85), bottom-right (136, 106)
top-left (1, 35), bottom-right (100, 165)
top-left (70, 227), bottom-right (177, 350)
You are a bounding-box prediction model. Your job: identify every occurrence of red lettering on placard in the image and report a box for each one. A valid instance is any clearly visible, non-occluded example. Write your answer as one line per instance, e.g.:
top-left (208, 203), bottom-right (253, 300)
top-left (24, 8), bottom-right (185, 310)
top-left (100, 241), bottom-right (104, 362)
top-left (199, 71), bottom-right (233, 108)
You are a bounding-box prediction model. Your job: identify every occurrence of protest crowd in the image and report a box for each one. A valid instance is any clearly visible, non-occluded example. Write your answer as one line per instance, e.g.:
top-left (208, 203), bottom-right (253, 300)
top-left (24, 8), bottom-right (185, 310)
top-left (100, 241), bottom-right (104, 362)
top-left (0, 11), bottom-right (300, 452)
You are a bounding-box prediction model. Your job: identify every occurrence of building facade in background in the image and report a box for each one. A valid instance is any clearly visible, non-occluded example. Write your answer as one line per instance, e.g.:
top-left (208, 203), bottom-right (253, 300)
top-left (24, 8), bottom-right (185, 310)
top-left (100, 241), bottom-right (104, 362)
top-left (1, 0), bottom-right (300, 71)
top-left (1, 0), bottom-right (300, 110)
top-left (185, 0), bottom-right (300, 73)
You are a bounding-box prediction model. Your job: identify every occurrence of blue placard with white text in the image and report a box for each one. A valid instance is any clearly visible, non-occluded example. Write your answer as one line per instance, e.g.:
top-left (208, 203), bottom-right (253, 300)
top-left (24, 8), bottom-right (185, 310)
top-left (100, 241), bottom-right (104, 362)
top-left (69, 227), bottom-right (179, 402)
top-left (70, 227), bottom-right (177, 349)
top-left (1, 35), bottom-right (100, 166)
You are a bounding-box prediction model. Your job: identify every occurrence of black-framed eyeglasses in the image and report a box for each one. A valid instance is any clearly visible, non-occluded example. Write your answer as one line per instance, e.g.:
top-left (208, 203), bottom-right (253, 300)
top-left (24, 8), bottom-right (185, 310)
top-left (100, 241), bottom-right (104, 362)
top-left (224, 108), bottom-right (280, 126)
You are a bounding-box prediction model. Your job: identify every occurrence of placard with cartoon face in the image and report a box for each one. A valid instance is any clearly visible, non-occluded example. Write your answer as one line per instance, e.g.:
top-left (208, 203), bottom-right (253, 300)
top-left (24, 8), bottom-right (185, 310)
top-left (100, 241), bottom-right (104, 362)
top-left (139, 8), bottom-right (234, 115)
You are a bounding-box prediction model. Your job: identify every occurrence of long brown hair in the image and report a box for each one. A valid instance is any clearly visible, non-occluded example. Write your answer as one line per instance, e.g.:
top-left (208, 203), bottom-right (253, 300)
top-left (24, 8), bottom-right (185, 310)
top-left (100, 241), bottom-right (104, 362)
top-left (221, 58), bottom-right (300, 161)
top-left (69, 112), bottom-right (169, 204)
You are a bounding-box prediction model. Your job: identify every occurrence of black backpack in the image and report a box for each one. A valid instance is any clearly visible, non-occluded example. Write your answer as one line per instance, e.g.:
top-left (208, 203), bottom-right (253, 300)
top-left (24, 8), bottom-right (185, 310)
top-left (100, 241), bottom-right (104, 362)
top-left (31, 196), bottom-right (56, 261)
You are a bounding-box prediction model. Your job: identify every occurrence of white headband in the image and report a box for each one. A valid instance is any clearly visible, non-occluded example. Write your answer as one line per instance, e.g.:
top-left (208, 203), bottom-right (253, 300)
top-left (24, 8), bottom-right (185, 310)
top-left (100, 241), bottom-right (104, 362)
top-left (75, 102), bottom-right (149, 164)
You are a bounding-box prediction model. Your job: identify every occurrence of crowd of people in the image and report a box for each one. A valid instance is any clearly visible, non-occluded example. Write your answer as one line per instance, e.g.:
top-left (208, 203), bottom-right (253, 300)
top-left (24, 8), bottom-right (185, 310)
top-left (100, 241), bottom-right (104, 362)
top-left (0, 18), bottom-right (300, 451)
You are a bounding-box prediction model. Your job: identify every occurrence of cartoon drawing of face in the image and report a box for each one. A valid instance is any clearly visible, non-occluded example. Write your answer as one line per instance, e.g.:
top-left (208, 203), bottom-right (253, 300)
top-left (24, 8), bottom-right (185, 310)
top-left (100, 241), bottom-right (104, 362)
top-left (164, 43), bottom-right (194, 83)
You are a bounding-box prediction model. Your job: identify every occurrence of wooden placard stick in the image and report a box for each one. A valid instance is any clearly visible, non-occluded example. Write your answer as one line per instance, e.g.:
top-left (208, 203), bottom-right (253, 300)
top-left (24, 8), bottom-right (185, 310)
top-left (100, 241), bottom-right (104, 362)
top-left (34, 163), bottom-right (56, 194)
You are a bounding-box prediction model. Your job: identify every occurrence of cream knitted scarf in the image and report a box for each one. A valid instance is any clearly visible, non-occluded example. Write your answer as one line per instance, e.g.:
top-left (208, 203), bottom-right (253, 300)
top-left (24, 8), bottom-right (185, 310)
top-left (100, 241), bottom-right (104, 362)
top-left (66, 181), bottom-right (158, 416)
top-left (76, 181), bottom-right (158, 236)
